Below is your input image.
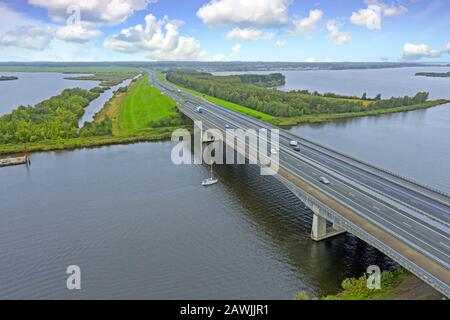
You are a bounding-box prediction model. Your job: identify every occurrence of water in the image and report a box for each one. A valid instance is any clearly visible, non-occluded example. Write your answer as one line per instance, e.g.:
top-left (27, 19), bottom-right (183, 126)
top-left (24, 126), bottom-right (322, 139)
top-left (1, 67), bottom-right (447, 299)
top-left (79, 75), bottom-right (140, 126)
top-left (0, 72), bottom-right (99, 116)
top-left (0, 143), bottom-right (395, 299)
top-left (215, 67), bottom-right (450, 193)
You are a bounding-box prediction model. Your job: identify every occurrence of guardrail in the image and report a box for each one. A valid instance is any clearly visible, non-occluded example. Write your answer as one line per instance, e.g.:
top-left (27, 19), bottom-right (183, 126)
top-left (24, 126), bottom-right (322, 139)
top-left (276, 173), bottom-right (450, 298)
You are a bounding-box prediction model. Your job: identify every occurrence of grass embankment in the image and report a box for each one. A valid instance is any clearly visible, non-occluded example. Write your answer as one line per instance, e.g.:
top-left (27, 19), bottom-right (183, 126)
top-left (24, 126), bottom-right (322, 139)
top-left (116, 76), bottom-right (184, 135)
top-left (293, 268), bottom-right (443, 300)
top-left (0, 66), bottom-right (140, 87)
top-left (158, 71), bottom-right (449, 126)
top-left (0, 74), bottom-right (187, 156)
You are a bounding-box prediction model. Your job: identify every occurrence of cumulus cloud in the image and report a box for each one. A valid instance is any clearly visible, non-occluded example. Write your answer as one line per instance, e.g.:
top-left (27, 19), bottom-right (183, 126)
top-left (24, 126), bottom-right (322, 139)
top-left (197, 0), bottom-right (290, 28)
top-left (55, 24), bottom-right (101, 43)
top-left (0, 26), bottom-right (54, 50)
top-left (225, 27), bottom-right (274, 41)
top-left (289, 9), bottom-right (323, 36)
top-left (231, 43), bottom-right (241, 55)
top-left (326, 20), bottom-right (352, 45)
top-left (104, 14), bottom-right (209, 60)
top-left (401, 43), bottom-right (441, 60)
top-left (29, 0), bottom-right (154, 25)
top-left (351, 1), bottom-right (408, 30)
top-left (275, 40), bottom-right (288, 48)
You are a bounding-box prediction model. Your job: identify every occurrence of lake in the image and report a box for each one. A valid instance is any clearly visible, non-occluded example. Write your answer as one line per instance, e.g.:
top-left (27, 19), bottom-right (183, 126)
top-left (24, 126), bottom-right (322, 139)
top-left (0, 142), bottom-right (395, 299)
top-left (0, 72), bottom-right (99, 116)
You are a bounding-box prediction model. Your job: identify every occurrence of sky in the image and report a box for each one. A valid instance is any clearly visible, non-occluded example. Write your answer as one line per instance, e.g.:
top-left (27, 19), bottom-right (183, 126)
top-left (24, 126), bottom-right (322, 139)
top-left (0, 0), bottom-right (449, 62)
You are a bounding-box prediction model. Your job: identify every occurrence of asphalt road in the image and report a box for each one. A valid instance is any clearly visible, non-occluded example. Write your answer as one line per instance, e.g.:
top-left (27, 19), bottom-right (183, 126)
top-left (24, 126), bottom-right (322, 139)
top-left (150, 72), bottom-right (450, 291)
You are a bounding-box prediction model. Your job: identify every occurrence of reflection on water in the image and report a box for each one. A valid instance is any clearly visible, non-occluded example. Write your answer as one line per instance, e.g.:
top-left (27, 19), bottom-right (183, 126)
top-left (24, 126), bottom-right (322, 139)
top-left (0, 142), bottom-right (395, 299)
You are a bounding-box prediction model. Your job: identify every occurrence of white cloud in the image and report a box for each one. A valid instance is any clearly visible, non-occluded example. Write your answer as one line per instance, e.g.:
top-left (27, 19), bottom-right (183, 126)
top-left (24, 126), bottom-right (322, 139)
top-left (275, 40), bottom-right (288, 48)
top-left (443, 43), bottom-right (450, 53)
top-left (0, 26), bottom-right (54, 50)
top-left (401, 43), bottom-right (441, 60)
top-left (197, 0), bottom-right (290, 28)
top-left (326, 20), bottom-right (352, 45)
top-left (231, 43), bottom-right (241, 55)
top-left (350, 5), bottom-right (382, 30)
top-left (290, 9), bottom-right (323, 36)
top-left (29, 0), bottom-right (154, 25)
top-left (212, 54), bottom-right (227, 61)
top-left (225, 27), bottom-right (273, 41)
top-left (55, 24), bottom-right (101, 43)
top-left (351, 1), bottom-right (408, 30)
top-left (104, 14), bottom-right (209, 61)
top-left (306, 56), bottom-right (316, 63)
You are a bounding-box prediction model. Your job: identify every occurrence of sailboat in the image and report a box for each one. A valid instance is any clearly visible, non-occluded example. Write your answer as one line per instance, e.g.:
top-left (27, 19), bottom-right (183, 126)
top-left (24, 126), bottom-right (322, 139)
top-left (202, 163), bottom-right (218, 186)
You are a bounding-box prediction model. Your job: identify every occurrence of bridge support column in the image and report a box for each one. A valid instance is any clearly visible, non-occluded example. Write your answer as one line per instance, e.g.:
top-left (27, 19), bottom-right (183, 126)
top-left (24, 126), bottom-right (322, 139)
top-left (310, 206), bottom-right (346, 241)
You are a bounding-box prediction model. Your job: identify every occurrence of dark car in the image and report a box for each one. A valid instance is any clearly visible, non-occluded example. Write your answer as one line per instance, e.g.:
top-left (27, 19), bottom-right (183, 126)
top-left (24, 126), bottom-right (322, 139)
top-left (293, 146), bottom-right (301, 152)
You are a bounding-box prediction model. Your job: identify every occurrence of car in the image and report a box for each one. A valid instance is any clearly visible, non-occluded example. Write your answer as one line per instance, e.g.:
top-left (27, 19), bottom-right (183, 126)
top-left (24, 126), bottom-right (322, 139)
top-left (271, 149), bottom-right (278, 155)
top-left (196, 107), bottom-right (204, 113)
top-left (260, 128), bottom-right (267, 132)
top-left (290, 140), bottom-right (298, 146)
top-left (293, 146), bottom-right (301, 152)
top-left (225, 124), bottom-right (230, 129)
top-left (319, 177), bottom-right (331, 185)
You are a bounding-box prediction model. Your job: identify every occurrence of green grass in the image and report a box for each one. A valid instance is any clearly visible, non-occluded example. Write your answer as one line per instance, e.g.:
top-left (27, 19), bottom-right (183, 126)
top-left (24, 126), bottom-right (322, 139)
top-left (320, 268), bottom-right (408, 300)
top-left (0, 128), bottom-right (184, 156)
top-left (156, 71), bottom-right (275, 122)
top-left (116, 75), bottom-right (183, 136)
top-left (158, 71), bottom-right (449, 127)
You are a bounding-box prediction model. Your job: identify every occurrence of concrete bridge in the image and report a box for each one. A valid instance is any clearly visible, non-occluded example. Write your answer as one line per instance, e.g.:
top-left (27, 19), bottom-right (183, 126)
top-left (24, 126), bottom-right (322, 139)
top-left (150, 71), bottom-right (450, 297)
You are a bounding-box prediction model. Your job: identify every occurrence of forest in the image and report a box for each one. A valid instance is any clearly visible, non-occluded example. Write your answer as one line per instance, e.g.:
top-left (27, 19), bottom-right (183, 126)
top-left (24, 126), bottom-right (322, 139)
top-left (0, 87), bottom-right (103, 144)
top-left (166, 71), bottom-right (432, 118)
top-left (416, 72), bottom-right (450, 78)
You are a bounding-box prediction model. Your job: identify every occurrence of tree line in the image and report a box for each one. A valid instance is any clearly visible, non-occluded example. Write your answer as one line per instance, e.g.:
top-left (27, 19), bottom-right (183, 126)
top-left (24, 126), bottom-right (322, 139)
top-left (166, 71), bottom-right (431, 118)
top-left (0, 87), bottom-right (105, 144)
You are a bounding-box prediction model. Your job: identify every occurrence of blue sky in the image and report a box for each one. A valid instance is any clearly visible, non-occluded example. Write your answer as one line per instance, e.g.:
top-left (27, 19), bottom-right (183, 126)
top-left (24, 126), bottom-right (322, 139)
top-left (0, 0), bottom-right (449, 62)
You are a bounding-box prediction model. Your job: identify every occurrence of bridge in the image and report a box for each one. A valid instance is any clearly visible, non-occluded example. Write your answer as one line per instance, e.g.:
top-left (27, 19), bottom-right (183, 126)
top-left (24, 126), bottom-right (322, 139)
top-left (149, 71), bottom-right (450, 297)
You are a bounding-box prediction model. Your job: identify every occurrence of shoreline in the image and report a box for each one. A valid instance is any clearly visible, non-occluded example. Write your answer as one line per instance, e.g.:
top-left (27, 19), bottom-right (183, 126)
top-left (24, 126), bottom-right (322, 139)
top-left (158, 72), bottom-right (449, 127)
top-left (0, 129), bottom-right (183, 157)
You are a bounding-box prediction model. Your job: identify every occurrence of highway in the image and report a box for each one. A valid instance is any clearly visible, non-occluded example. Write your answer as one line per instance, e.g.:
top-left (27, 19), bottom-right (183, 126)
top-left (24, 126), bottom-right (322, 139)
top-left (149, 71), bottom-right (450, 296)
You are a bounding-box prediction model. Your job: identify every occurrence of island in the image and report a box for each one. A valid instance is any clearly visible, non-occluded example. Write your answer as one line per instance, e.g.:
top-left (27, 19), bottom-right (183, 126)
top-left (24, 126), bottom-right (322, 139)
top-left (416, 71), bottom-right (450, 78)
top-left (0, 75), bottom-right (18, 81)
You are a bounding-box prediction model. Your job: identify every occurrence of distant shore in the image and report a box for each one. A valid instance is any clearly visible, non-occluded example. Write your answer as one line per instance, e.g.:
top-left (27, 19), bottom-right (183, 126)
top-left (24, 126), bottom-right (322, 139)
top-left (0, 75), bottom-right (18, 81)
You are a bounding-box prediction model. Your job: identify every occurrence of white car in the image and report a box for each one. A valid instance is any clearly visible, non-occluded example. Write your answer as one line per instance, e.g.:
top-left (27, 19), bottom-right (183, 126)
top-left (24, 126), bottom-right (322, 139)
top-left (319, 177), bottom-right (331, 185)
top-left (290, 140), bottom-right (298, 146)
top-left (271, 149), bottom-right (278, 155)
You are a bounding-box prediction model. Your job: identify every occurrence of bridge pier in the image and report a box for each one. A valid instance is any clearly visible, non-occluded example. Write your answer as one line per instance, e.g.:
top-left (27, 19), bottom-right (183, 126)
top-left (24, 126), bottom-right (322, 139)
top-left (310, 206), bottom-right (346, 241)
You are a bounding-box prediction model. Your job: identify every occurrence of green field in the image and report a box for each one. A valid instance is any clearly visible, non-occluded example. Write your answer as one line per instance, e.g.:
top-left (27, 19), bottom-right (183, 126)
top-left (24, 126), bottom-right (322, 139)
top-left (116, 76), bottom-right (184, 135)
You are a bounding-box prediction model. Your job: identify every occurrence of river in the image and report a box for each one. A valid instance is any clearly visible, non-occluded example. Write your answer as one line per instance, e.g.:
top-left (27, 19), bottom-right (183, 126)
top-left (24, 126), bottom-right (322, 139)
top-left (0, 72), bottom-right (99, 116)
